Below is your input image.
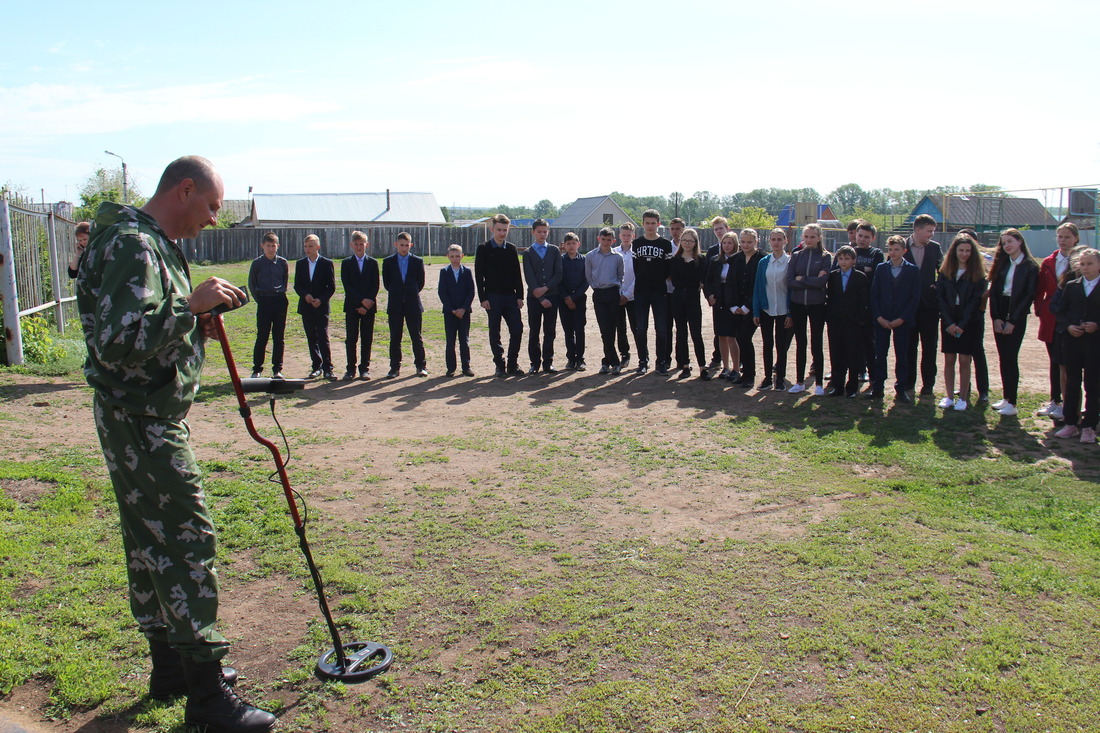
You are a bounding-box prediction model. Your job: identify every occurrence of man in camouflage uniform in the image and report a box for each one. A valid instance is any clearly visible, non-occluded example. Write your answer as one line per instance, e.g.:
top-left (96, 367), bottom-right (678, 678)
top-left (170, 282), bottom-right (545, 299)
top-left (77, 156), bottom-right (275, 733)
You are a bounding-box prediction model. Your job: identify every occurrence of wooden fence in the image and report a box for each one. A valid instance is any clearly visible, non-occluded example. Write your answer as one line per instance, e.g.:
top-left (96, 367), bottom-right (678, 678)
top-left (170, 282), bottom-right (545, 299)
top-left (181, 224), bottom-right (869, 262)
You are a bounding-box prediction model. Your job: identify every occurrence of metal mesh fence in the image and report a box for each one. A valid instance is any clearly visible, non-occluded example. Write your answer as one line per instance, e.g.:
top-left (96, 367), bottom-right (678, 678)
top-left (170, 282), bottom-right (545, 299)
top-left (0, 201), bottom-right (78, 364)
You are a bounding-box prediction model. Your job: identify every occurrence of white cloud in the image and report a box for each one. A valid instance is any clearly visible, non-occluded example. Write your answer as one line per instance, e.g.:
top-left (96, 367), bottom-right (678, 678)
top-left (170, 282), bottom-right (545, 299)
top-left (0, 80), bottom-right (340, 139)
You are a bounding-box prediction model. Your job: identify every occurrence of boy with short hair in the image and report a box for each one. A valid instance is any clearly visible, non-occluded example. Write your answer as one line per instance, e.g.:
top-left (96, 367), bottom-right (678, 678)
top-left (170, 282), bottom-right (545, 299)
top-left (340, 230), bottom-right (379, 379)
top-left (905, 213), bottom-right (944, 396)
top-left (632, 209), bottom-right (673, 374)
top-left (558, 232), bottom-right (589, 370)
top-left (870, 235), bottom-right (921, 402)
top-left (662, 217), bottom-right (685, 370)
top-left (523, 218), bottom-right (563, 373)
top-left (852, 221), bottom-right (883, 379)
top-left (825, 245), bottom-right (870, 397)
top-left (475, 214), bottom-right (525, 377)
top-left (438, 244), bottom-right (475, 377)
top-left (613, 222), bottom-right (639, 368)
top-left (381, 232), bottom-right (427, 378)
top-left (708, 216), bottom-right (730, 369)
top-left (586, 227), bottom-right (625, 374)
top-left (845, 218), bottom-right (863, 247)
top-left (294, 234), bottom-right (336, 379)
top-left (249, 231), bottom-right (289, 379)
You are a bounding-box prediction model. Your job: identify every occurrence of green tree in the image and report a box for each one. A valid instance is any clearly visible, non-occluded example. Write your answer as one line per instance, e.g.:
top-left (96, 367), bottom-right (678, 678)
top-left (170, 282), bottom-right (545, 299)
top-left (728, 207), bottom-right (777, 229)
top-left (533, 199), bottom-right (558, 219)
top-left (75, 167), bottom-right (145, 221)
top-left (967, 183), bottom-right (1007, 196)
top-left (213, 208), bottom-right (239, 229)
top-left (826, 183), bottom-right (869, 218)
top-left (847, 205), bottom-right (888, 232)
top-left (731, 188), bottom-right (822, 214)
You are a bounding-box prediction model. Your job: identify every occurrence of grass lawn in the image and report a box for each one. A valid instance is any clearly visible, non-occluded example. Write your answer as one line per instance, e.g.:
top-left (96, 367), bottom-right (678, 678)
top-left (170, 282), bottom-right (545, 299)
top-left (1, 260), bottom-right (1098, 732)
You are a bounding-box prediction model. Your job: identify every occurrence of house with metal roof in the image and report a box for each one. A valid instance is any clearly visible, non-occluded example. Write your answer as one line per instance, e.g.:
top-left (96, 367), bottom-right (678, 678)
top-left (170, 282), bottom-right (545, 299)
top-left (242, 191), bottom-right (446, 228)
top-left (906, 195), bottom-right (1058, 232)
top-left (552, 196), bottom-right (636, 229)
top-left (220, 199), bottom-right (251, 226)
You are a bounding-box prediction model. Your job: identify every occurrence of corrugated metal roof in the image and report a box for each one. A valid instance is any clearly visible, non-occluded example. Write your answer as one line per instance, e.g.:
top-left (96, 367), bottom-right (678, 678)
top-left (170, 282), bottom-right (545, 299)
top-left (917, 195), bottom-right (1058, 228)
top-left (944, 196), bottom-right (1057, 227)
top-left (553, 195), bottom-right (631, 228)
top-left (252, 192), bottom-right (445, 225)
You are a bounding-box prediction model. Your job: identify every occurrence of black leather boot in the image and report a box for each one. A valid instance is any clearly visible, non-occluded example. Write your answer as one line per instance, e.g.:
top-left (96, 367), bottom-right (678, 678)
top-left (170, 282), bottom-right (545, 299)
top-left (148, 639), bottom-right (238, 700)
top-left (182, 659), bottom-right (276, 733)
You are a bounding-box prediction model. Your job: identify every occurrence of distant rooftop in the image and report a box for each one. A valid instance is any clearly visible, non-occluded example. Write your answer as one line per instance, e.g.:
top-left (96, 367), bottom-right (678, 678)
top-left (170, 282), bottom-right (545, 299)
top-left (248, 192), bottom-right (446, 225)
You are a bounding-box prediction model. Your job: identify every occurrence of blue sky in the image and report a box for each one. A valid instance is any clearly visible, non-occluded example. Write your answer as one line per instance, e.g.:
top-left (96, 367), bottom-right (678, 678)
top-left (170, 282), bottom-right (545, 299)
top-left (2, 0), bottom-right (1097, 211)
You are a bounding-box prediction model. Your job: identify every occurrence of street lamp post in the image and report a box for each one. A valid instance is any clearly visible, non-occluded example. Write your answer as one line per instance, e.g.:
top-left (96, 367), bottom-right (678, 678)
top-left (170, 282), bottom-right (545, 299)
top-left (104, 150), bottom-right (128, 204)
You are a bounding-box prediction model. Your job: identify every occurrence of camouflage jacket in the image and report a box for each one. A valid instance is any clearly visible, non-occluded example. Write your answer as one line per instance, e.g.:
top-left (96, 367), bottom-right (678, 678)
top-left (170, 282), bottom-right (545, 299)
top-left (77, 202), bottom-right (202, 420)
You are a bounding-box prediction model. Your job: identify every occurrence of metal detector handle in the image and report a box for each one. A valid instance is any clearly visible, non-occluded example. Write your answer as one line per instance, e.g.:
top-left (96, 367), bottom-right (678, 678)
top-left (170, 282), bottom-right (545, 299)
top-left (206, 286), bottom-right (251, 316)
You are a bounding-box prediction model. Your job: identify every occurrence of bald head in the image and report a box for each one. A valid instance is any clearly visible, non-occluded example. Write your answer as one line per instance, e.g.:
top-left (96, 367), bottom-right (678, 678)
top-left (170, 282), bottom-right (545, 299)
top-left (142, 155), bottom-right (224, 240)
top-left (154, 155), bottom-right (221, 196)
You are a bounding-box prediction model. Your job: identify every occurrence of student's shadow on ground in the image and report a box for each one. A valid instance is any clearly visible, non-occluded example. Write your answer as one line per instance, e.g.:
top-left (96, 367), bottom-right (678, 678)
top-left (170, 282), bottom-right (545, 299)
top-left (523, 370), bottom-right (733, 416)
top-left (983, 415), bottom-right (1097, 475)
top-left (0, 379), bottom-right (88, 402)
top-left (303, 371), bottom-right (549, 412)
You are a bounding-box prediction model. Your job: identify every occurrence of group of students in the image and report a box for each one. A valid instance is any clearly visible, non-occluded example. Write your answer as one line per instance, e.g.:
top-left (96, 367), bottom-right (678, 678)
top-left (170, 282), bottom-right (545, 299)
top-left (244, 211), bottom-right (1100, 442)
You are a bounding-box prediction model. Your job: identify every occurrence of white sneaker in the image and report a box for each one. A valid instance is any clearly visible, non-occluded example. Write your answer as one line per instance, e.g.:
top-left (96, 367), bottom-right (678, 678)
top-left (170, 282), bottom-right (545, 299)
top-left (788, 383), bottom-right (806, 394)
top-left (814, 385), bottom-right (825, 396)
top-left (1055, 424), bottom-right (1080, 439)
top-left (938, 397), bottom-right (954, 409)
top-left (1049, 404), bottom-right (1064, 420)
top-left (998, 402), bottom-right (1018, 416)
top-left (1036, 401), bottom-right (1056, 416)
top-left (954, 398), bottom-right (968, 411)
top-left (991, 399), bottom-right (1007, 410)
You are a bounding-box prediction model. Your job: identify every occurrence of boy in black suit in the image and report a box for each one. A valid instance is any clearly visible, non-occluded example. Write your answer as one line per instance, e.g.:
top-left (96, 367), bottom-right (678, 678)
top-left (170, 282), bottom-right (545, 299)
top-left (340, 230), bottom-right (379, 380)
top-left (475, 213), bottom-right (525, 377)
top-left (382, 232), bottom-right (427, 378)
top-left (825, 246), bottom-right (870, 397)
top-left (904, 213), bottom-right (944, 396)
top-left (294, 234), bottom-right (336, 379)
top-left (248, 231), bottom-right (289, 379)
top-left (870, 236), bottom-right (922, 402)
top-left (438, 244), bottom-right (475, 377)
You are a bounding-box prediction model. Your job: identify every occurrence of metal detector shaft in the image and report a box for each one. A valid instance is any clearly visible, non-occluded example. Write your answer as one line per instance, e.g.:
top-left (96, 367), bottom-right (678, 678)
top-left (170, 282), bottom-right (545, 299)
top-left (211, 313), bottom-right (351, 674)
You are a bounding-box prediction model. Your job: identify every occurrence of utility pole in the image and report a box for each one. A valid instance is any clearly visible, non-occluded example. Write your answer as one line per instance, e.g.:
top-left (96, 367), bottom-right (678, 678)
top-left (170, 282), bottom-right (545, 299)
top-left (104, 150), bottom-right (128, 204)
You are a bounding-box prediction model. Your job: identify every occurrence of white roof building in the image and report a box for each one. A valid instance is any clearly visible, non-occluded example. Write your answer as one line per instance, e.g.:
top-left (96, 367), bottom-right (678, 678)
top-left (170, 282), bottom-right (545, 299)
top-left (243, 192), bottom-right (446, 227)
top-left (552, 195), bottom-right (636, 229)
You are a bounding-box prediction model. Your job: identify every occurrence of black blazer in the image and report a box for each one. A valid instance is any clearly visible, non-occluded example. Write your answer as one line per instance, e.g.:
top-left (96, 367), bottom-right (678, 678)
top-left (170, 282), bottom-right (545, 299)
top-left (988, 257), bottom-right (1038, 326)
top-left (294, 256), bottom-right (336, 316)
top-left (341, 255), bottom-right (380, 313)
top-left (732, 250), bottom-right (763, 309)
top-left (381, 254), bottom-right (425, 313)
top-left (669, 255), bottom-right (707, 293)
top-left (438, 265), bottom-right (475, 313)
top-left (936, 273), bottom-right (987, 329)
top-left (703, 255), bottom-right (736, 309)
top-left (904, 238), bottom-right (944, 310)
top-left (1052, 277), bottom-right (1100, 334)
top-left (870, 260), bottom-right (921, 325)
top-left (825, 269), bottom-right (870, 326)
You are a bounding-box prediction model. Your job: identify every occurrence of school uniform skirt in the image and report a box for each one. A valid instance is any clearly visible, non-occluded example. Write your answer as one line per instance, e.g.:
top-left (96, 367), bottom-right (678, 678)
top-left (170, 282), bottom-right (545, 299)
top-left (712, 304), bottom-right (736, 338)
top-left (940, 314), bottom-right (982, 356)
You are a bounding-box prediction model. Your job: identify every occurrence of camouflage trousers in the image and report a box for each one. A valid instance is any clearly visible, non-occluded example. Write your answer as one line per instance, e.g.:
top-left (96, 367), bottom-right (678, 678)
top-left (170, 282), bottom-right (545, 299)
top-left (93, 393), bottom-right (230, 663)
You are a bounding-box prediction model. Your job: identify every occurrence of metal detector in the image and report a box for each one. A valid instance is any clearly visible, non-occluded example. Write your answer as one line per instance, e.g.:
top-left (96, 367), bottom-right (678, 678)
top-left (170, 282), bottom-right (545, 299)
top-left (208, 298), bottom-right (393, 683)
